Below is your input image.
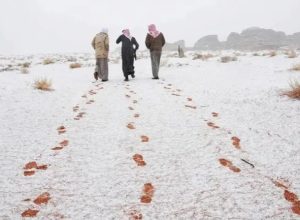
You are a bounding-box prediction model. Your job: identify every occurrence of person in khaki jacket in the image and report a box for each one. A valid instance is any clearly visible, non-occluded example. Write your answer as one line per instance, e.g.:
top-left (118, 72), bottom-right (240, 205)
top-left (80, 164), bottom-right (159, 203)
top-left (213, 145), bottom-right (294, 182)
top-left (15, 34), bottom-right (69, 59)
top-left (91, 28), bottom-right (109, 82)
top-left (145, 24), bottom-right (165, 80)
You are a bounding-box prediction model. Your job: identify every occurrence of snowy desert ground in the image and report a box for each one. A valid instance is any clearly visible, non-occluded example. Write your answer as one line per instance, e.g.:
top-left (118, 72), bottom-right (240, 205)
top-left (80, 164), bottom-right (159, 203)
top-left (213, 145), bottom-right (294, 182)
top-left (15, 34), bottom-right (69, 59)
top-left (0, 51), bottom-right (300, 219)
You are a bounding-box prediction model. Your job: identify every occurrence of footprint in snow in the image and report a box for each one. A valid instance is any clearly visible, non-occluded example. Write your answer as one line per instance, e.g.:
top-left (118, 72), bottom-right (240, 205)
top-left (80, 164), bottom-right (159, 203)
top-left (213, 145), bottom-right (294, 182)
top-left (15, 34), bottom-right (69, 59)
top-left (21, 209), bottom-right (39, 218)
top-left (141, 135), bottom-right (149, 142)
top-left (185, 105), bottom-right (197, 109)
top-left (127, 123), bottom-right (136, 130)
top-left (57, 126), bottom-right (66, 134)
top-left (140, 183), bottom-right (154, 204)
top-left (133, 154), bottom-right (146, 166)
top-left (218, 158), bottom-right (241, 173)
top-left (23, 161), bottom-right (48, 176)
top-left (207, 122), bottom-right (219, 129)
top-left (231, 136), bottom-right (241, 149)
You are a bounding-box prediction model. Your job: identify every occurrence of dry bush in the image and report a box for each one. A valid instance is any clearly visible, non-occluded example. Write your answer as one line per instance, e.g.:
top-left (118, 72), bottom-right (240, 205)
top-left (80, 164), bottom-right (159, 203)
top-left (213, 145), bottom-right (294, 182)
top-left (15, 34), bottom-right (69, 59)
top-left (220, 56), bottom-right (237, 63)
top-left (69, 63), bottom-right (82, 69)
top-left (287, 50), bottom-right (297, 58)
top-left (282, 80), bottom-right (300, 100)
top-left (22, 62), bottom-right (31, 68)
top-left (290, 63), bottom-right (300, 71)
top-left (253, 52), bottom-right (260, 56)
top-left (20, 67), bottom-right (29, 74)
top-left (193, 53), bottom-right (214, 61)
top-left (33, 78), bottom-right (53, 91)
top-left (269, 51), bottom-right (277, 57)
top-left (43, 58), bottom-right (55, 65)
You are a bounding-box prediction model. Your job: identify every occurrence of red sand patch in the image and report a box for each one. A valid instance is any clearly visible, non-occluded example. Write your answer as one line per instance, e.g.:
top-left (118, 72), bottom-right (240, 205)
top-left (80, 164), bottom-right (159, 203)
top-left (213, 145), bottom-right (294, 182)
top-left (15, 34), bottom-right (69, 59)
top-left (140, 195), bottom-right (152, 203)
top-left (24, 170), bottom-right (35, 176)
top-left (292, 201), bottom-right (300, 215)
top-left (52, 146), bottom-right (64, 151)
top-left (219, 158), bottom-right (232, 167)
top-left (24, 162), bottom-right (38, 170)
top-left (57, 126), bottom-right (66, 134)
top-left (33, 192), bottom-right (51, 205)
top-left (219, 159), bottom-right (241, 173)
top-left (212, 112), bottom-right (219, 117)
top-left (231, 136), bottom-right (241, 149)
top-left (140, 183), bottom-right (154, 203)
top-left (207, 122), bottom-right (219, 129)
top-left (59, 140), bottom-right (69, 147)
top-left (127, 123), bottom-right (135, 130)
top-left (133, 154), bottom-right (146, 166)
top-left (229, 166), bottom-right (241, 173)
top-left (129, 210), bottom-right (143, 220)
top-left (185, 105), bottom-right (197, 109)
top-left (141, 136), bottom-right (149, 142)
top-left (284, 190), bottom-right (298, 203)
top-left (37, 165), bottom-right (48, 170)
top-left (21, 209), bottom-right (39, 217)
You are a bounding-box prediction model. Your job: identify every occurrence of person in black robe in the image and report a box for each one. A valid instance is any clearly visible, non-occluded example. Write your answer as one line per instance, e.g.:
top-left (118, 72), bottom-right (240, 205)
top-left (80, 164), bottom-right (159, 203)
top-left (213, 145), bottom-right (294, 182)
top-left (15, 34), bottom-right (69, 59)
top-left (116, 29), bottom-right (139, 81)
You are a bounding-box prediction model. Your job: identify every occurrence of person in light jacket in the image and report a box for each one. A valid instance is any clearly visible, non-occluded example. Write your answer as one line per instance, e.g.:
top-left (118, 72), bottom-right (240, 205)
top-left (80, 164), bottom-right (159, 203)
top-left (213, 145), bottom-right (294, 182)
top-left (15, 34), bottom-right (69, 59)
top-left (91, 28), bottom-right (109, 82)
top-left (116, 29), bottom-right (139, 81)
top-left (145, 24), bottom-right (165, 79)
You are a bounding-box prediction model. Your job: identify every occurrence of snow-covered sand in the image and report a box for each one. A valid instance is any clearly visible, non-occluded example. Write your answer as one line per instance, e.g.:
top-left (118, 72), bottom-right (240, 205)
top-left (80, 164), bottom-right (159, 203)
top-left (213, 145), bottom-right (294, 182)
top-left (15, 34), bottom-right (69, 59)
top-left (0, 52), bottom-right (300, 219)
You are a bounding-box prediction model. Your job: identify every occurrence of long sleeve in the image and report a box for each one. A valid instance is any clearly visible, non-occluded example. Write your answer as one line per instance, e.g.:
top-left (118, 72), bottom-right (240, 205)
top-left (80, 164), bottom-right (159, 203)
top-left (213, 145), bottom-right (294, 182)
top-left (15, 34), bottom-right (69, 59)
top-left (105, 36), bottom-right (109, 51)
top-left (161, 33), bottom-right (166, 47)
top-left (116, 35), bottom-right (122, 44)
top-left (91, 37), bottom-right (96, 49)
top-left (133, 38), bottom-right (139, 51)
top-left (145, 34), bottom-right (151, 49)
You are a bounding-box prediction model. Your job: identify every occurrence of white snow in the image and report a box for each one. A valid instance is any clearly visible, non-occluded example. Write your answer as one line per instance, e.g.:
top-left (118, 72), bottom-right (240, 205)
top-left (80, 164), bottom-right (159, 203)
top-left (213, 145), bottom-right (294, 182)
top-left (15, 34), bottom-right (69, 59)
top-left (0, 52), bottom-right (300, 219)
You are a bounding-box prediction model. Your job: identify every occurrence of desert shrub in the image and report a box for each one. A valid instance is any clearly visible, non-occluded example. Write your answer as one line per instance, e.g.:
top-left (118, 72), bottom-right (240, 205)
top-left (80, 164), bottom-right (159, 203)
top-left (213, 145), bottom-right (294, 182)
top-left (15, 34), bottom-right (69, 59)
top-left (269, 51), bottom-right (277, 57)
top-left (33, 78), bottom-right (53, 91)
top-left (193, 53), bottom-right (214, 61)
top-left (21, 62), bottom-right (31, 68)
top-left (253, 52), bottom-right (260, 56)
top-left (43, 58), bottom-right (55, 65)
top-left (290, 63), bottom-right (300, 71)
top-left (20, 67), bottom-right (29, 74)
top-left (69, 63), bottom-right (82, 69)
top-left (287, 50), bottom-right (297, 58)
top-left (220, 56), bottom-right (237, 63)
top-left (282, 80), bottom-right (300, 100)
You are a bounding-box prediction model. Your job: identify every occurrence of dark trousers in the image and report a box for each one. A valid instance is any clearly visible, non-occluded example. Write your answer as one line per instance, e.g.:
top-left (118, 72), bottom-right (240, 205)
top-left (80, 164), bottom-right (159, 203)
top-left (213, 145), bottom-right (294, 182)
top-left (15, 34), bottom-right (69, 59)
top-left (122, 55), bottom-right (135, 78)
top-left (150, 51), bottom-right (161, 78)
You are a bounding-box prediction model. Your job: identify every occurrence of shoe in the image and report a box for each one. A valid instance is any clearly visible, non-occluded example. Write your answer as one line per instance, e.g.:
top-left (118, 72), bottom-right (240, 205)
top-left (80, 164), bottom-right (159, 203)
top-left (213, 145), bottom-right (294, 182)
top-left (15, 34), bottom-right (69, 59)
top-left (131, 73), bottom-right (135, 78)
top-left (102, 79), bottom-right (108, 82)
top-left (94, 72), bottom-right (98, 80)
top-left (124, 78), bottom-right (129, 81)
top-left (152, 77), bottom-right (159, 80)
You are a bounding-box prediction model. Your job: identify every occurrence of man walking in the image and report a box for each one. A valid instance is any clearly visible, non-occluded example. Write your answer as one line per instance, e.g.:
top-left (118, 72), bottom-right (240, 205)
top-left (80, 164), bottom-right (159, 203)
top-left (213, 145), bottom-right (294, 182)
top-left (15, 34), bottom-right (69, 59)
top-left (92, 28), bottom-right (109, 82)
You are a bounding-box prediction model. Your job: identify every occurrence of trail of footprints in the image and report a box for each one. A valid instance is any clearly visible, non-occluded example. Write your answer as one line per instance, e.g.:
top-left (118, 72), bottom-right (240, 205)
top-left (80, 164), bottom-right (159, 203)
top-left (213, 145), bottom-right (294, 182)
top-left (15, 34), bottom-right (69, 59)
top-left (159, 79), bottom-right (300, 216)
top-left (20, 82), bottom-right (104, 218)
top-left (124, 84), bottom-right (155, 220)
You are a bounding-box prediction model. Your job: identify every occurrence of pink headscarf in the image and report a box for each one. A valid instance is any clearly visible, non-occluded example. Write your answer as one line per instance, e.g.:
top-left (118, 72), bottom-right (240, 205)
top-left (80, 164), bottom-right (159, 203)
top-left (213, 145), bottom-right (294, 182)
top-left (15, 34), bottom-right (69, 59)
top-left (148, 24), bottom-right (160, 38)
top-left (122, 29), bottom-right (132, 40)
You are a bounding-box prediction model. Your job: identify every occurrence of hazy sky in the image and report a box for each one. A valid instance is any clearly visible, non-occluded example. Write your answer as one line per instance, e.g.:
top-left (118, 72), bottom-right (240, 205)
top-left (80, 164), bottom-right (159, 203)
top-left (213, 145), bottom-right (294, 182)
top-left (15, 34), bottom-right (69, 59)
top-left (0, 0), bottom-right (299, 54)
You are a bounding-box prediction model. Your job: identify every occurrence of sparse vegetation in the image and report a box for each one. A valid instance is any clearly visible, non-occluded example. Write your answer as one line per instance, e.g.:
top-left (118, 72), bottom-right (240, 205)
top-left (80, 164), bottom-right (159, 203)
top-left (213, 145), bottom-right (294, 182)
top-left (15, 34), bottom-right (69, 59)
top-left (282, 80), bottom-right (300, 100)
top-left (287, 50), bottom-right (297, 58)
top-left (220, 56), bottom-right (237, 63)
top-left (20, 67), bottom-right (29, 74)
top-left (22, 62), bottom-right (31, 68)
top-left (193, 53), bottom-right (214, 61)
top-left (43, 58), bottom-right (55, 65)
top-left (290, 63), bottom-right (300, 71)
top-left (69, 63), bottom-right (82, 69)
top-left (269, 51), bottom-right (277, 57)
top-left (33, 78), bottom-right (53, 91)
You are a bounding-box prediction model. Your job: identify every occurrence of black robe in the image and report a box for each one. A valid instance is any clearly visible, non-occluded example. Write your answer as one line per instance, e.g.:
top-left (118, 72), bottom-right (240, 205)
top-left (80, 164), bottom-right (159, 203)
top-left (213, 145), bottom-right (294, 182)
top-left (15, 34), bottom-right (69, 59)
top-left (116, 35), bottom-right (139, 77)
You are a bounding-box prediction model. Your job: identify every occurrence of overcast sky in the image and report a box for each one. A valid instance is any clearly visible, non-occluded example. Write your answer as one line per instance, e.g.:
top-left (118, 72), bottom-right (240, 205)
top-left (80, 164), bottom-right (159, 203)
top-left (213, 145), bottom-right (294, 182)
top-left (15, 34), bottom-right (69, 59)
top-left (0, 0), bottom-right (299, 54)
